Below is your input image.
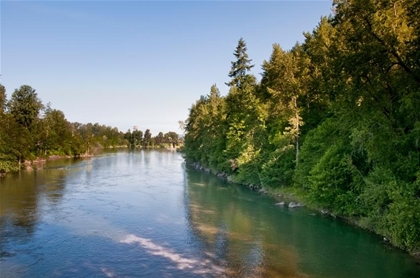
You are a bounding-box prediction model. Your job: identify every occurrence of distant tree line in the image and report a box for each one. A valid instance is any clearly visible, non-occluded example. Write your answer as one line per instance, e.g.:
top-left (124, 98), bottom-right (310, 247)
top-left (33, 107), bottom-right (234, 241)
top-left (183, 0), bottom-right (420, 254)
top-left (0, 84), bottom-right (180, 172)
top-left (123, 129), bottom-right (180, 148)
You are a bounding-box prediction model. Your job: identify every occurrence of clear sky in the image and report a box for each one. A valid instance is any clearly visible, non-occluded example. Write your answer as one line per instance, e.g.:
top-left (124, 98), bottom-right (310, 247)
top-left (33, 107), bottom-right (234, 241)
top-left (1, 0), bottom-right (333, 136)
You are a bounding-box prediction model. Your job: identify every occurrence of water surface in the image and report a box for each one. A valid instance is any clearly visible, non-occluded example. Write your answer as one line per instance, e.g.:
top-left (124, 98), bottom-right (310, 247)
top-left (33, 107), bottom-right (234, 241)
top-left (1, 150), bottom-right (419, 277)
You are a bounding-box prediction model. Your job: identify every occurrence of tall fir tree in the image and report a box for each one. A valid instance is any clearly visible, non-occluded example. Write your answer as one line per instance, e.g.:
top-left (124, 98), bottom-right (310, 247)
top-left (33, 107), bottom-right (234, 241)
top-left (225, 38), bottom-right (254, 88)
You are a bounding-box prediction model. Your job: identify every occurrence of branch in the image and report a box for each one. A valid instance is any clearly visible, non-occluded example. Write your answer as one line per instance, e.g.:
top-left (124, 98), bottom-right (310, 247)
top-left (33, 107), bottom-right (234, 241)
top-left (362, 15), bottom-right (420, 85)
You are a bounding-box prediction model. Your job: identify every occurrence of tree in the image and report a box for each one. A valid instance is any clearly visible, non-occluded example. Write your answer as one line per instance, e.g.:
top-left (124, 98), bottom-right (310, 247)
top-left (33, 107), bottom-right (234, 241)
top-left (260, 43), bottom-right (310, 167)
top-left (183, 84), bottom-right (228, 170)
top-left (183, 0), bottom-right (420, 253)
top-left (5, 85), bottom-right (44, 161)
top-left (178, 120), bottom-right (186, 132)
top-left (124, 129), bottom-right (133, 145)
top-left (225, 38), bottom-right (254, 88)
top-left (155, 132), bottom-right (164, 145)
top-left (132, 129), bottom-right (143, 146)
top-left (143, 129), bottom-right (152, 147)
top-left (0, 85), bottom-right (19, 171)
top-left (42, 108), bottom-right (72, 155)
top-left (0, 84), bottom-right (6, 114)
top-left (8, 85), bottom-right (43, 130)
top-left (164, 131), bottom-right (179, 146)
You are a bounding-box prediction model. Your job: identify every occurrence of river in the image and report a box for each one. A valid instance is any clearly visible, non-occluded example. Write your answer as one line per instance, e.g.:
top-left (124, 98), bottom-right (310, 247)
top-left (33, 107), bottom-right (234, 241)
top-left (0, 150), bottom-right (419, 277)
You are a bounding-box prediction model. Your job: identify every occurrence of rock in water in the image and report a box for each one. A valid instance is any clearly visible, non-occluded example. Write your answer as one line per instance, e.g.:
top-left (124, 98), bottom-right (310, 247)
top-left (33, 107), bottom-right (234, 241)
top-left (289, 202), bottom-right (304, 208)
top-left (321, 209), bottom-right (331, 215)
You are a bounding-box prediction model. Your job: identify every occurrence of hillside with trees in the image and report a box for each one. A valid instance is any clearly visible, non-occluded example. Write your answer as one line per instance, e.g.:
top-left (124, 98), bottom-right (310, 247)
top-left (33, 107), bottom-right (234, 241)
top-left (182, 0), bottom-right (420, 255)
top-left (0, 84), bottom-right (180, 172)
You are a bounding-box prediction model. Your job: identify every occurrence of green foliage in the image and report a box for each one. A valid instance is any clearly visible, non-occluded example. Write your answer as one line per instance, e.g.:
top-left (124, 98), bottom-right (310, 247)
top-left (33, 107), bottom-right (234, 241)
top-left (360, 167), bottom-right (420, 252)
top-left (42, 107), bottom-right (73, 155)
top-left (143, 129), bottom-right (152, 147)
top-left (0, 156), bottom-right (19, 172)
top-left (0, 84), bottom-right (6, 113)
top-left (308, 143), bottom-right (363, 216)
top-left (294, 117), bottom-right (340, 189)
top-left (8, 85), bottom-right (43, 130)
top-left (225, 38), bottom-right (254, 88)
top-left (132, 130), bottom-right (143, 146)
top-left (0, 83), bottom-right (174, 172)
top-left (260, 144), bottom-right (295, 188)
top-left (183, 84), bottom-right (228, 172)
top-left (386, 186), bottom-right (420, 251)
top-left (164, 131), bottom-right (179, 145)
top-left (184, 0), bottom-right (420, 253)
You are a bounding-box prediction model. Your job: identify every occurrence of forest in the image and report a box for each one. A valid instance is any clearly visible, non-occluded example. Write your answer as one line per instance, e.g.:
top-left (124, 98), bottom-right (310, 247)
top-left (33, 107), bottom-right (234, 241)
top-left (0, 84), bottom-right (180, 172)
top-left (182, 0), bottom-right (420, 255)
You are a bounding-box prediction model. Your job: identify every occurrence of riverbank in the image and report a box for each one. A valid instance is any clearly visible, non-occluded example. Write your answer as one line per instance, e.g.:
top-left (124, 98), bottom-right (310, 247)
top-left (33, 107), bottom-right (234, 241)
top-left (3, 150), bottom-right (418, 277)
top-left (1, 143), bottom-right (184, 175)
top-left (22, 153), bottom-right (94, 171)
top-left (187, 160), bottom-right (420, 261)
top-left (258, 186), bottom-right (420, 261)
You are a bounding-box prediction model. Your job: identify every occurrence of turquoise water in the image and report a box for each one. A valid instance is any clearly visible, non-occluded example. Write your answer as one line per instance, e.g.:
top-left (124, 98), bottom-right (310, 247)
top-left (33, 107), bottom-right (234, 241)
top-left (0, 150), bottom-right (419, 277)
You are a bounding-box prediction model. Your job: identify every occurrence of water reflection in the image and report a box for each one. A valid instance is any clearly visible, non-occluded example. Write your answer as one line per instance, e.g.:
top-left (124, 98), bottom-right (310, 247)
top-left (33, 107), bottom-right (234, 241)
top-left (184, 166), bottom-right (306, 277)
top-left (184, 165), bottom-right (420, 278)
top-left (0, 171), bottom-right (43, 255)
top-left (0, 158), bottom-right (87, 261)
top-left (0, 151), bottom-right (419, 278)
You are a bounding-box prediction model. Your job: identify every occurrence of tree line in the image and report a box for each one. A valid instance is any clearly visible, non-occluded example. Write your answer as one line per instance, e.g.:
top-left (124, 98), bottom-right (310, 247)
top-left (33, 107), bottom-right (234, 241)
top-left (182, 0), bottom-right (420, 254)
top-left (0, 84), bottom-right (180, 172)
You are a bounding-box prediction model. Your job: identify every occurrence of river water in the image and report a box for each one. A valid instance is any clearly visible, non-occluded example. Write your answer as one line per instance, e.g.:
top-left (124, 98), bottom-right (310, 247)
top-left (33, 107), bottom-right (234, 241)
top-left (0, 150), bottom-right (419, 277)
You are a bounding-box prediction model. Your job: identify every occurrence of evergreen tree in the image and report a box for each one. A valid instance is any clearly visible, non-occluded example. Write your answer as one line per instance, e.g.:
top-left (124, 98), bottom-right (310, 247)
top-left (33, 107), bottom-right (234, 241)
top-left (225, 38), bottom-right (254, 88)
top-left (184, 0), bottom-right (420, 254)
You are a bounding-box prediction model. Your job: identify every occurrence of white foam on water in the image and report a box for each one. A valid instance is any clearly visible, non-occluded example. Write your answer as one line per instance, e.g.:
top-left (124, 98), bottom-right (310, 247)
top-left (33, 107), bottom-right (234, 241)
top-left (100, 267), bottom-right (116, 277)
top-left (120, 234), bottom-right (224, 274)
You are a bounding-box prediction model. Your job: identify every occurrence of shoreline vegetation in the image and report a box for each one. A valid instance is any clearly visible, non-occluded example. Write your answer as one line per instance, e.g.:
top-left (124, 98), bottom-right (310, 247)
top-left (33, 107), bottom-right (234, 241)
top-left (187, 160), bottom-right (420, 261)
top-left (181, 1), bottom-right (420, 258)
top-left (20, 145), bottom-right (182, 171)
top-left (0, 83), bottom-right (183, 174)
top-left (2, 0), bottom-right (419, 262)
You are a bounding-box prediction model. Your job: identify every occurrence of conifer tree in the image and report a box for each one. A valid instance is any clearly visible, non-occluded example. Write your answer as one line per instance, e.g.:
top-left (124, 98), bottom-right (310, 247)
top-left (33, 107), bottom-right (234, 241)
top-left (225, 38), bottom-right (254, 88)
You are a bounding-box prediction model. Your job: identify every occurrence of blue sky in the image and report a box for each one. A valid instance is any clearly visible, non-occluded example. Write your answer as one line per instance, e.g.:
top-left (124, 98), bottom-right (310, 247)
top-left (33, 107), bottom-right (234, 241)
top-left (1, 1), bottom-right (333, 135)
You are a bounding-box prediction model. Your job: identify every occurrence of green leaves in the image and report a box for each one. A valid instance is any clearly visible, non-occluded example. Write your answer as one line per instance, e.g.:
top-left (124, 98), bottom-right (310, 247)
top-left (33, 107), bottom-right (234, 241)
top-left (183, 84), bottom-right (228, 171)
top-left (0, 84), bottom-right (6, 113)
top-left (226, 38), bottom-right (254, 88)
top-left (183, 1), bottom-right (420, 253)
top-left (8, 85), bottom-right (43, 130)
top-left (0, 84), bottom-right (138, 171)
